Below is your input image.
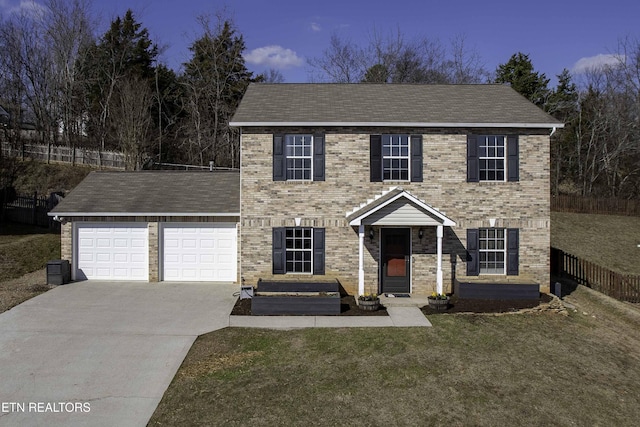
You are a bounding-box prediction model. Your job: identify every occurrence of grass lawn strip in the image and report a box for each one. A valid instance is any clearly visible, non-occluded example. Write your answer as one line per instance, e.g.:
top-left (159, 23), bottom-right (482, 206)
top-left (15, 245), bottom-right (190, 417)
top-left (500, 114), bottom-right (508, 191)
top-left (150, 285), bottom-right (640, 426)
top-left (551, 211), bottom-right (640, 275)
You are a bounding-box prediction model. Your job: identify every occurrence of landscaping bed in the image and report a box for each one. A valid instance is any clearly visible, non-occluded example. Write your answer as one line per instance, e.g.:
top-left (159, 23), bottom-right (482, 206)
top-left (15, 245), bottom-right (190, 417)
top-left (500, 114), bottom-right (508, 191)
top-left (421, 293), bottom-right (554, 315)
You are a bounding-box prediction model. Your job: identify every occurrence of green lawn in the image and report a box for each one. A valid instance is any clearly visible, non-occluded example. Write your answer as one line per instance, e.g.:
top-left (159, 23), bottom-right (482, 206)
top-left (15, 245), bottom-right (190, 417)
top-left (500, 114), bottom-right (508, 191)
top-left (551, 211), bottom-right (640, 275)
top-left (149, 286), bottom-right (640, 426)
top-left (0, 222), bottom-right (60, 281)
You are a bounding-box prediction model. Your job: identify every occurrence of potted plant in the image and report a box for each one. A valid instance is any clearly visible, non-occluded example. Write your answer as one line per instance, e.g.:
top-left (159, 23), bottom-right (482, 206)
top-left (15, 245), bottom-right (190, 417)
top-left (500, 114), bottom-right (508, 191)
top-left (427, 292), bottom-right (450, 311)
top-left (358, 293), bottom-right (380, 311)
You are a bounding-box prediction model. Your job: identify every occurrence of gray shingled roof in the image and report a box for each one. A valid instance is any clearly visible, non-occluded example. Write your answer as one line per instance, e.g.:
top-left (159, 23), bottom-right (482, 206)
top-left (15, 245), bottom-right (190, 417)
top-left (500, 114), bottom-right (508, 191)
top-left (230, 83), bottom-right (562, 128)
top-left (49, 171), bottom-right (239, 216)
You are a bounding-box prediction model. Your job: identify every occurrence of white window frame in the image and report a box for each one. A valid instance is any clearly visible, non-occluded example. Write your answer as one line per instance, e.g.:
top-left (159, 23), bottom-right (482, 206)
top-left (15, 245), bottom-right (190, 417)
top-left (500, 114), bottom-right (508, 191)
top-left (285, 134), bottom-right (313, 181)
top-left (478, 135), bottom-right (506, 182)
top-left (479, 228), bottom-right (506, 275)
top-left (285, 227), bottom-right (313, 274)
top-left (382, 134), bottom-right (410, 181)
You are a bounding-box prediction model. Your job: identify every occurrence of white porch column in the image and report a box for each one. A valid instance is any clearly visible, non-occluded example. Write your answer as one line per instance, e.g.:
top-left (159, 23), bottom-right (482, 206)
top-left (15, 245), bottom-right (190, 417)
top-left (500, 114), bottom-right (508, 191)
top-left (436, 224), bottom-right (443, 294)
top-left (358, 224), bottom-right (365, 296)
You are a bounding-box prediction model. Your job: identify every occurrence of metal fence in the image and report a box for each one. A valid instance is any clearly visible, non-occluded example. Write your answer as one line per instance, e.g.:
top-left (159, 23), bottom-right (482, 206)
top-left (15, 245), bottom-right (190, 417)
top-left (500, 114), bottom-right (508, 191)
top-left (1, 141), bottom-right (125, 169)
top-left (1, 192), bottom-right (59, 229)
top-left (551, 247), bottom-right (640, 303)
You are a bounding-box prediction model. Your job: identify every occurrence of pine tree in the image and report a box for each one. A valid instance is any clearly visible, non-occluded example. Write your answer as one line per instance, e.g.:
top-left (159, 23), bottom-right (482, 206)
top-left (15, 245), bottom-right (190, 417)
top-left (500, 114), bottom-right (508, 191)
top-left (495, 52), bottom-right (550, 107)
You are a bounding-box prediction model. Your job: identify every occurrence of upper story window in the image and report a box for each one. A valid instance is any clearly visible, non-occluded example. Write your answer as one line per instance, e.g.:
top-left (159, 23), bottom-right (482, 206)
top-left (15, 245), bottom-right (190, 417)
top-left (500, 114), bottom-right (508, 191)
top-left (467, 135), bottom-right (519, 182)
top-left (273, 134), bottom-right (325, 182)
top-left (382, 135), bottom-right (410, 181)
top-left (371, 134), bottom-right (423, 182)
top-left (286, 135), bottom-right (313, 180)
top-left (479, 136), bottom-right (505, 181)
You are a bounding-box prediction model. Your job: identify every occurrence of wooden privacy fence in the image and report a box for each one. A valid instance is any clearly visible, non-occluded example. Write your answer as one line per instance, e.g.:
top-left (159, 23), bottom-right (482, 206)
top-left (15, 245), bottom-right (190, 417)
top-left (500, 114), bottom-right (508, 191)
top-left (1, 141), bottom-right (125, 169)
top-left (1, 192), bottom-right (58, 229)
top-left (551, 247), bottom-right (640, 303)
top-left (552, 194), bottom-right (640, 216)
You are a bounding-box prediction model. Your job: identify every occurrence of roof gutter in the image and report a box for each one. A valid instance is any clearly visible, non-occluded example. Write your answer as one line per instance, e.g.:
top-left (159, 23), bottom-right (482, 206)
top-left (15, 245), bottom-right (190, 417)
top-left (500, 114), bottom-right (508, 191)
top-left (229, 121), bottom-right (565, 129)
top-left (48, 212), bottom-right (240, 217)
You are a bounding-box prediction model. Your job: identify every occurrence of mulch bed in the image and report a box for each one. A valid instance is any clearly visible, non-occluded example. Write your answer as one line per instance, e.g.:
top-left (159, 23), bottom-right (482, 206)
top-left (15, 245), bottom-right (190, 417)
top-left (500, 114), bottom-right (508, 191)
top-left (232, 294), bottom-right (555, 316)
top-left (421, 293), bottom-right (554, 315)
top-left (231, 295), bottom-right (389, 316)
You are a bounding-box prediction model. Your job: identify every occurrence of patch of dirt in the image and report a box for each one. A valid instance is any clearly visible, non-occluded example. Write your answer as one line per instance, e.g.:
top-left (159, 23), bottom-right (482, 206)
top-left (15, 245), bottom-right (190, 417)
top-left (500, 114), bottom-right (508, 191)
top-left (421, 294), bottom-right (555, 315)
top-left (0, 267), bottom-right (52, 313)
top-left (231, 295), bottom-right (389, 316)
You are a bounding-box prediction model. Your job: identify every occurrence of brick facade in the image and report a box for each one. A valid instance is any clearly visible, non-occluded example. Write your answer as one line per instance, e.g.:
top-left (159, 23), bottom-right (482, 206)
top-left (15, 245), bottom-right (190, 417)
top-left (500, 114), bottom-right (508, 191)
top-left (241, 128), bottom-right (551, 295)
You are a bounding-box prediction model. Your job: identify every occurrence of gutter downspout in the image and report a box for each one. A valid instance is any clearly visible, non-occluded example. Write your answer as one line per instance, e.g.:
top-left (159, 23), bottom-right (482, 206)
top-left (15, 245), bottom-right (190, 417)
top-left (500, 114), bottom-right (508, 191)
top-left (550, 127), bottom-right (557, 137)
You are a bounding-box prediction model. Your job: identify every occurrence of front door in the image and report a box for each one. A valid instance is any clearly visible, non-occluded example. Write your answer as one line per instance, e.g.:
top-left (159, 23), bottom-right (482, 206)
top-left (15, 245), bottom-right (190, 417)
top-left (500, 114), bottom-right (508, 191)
top-left (381, 228), bottom-right (411, 294)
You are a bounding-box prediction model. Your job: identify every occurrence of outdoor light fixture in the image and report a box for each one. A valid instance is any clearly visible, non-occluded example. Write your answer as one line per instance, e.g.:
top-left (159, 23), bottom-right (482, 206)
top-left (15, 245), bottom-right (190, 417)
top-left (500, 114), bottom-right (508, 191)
top-left (418, 228), bottom-right (425, 240)
top-left (369, 228), bottom-right (375, 242)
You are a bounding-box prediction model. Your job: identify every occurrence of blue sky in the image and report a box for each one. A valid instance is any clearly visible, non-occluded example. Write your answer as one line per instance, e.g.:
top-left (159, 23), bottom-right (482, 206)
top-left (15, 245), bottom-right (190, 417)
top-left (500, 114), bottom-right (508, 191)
top-left (2, 0), bottom-right (639, 86)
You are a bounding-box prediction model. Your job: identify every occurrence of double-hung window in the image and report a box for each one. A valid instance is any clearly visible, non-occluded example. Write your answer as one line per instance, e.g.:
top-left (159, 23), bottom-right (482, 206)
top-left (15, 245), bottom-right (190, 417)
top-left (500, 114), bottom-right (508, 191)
top-left (467, 228), bottom-right (519, 276)
top-left (479, 136), bottom-right (505, 181)
top-left (382, 134), bottom-right (410, 181)
top-left (467, 135), bottom-right (519, 182)
top-left (370, 134), bottom-right (423, 182)
top-left (285, 227), bottom-right (313, 273)
top-left (478, 228), bottom-right (506, 274)
top-left (273, 134), bottom-right (325, 181)
top-left (286, 135), bottom-right (313, 180)
top-left (272, 227), bottom-right (325, 275)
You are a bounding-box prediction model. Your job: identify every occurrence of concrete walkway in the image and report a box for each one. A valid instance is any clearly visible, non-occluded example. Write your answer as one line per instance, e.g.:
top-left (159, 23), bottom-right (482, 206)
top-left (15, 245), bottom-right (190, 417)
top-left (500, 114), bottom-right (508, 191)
top-left (230, 304), bottom-right (432, 329)
top-left (0, 281), bottom-right (237, 427)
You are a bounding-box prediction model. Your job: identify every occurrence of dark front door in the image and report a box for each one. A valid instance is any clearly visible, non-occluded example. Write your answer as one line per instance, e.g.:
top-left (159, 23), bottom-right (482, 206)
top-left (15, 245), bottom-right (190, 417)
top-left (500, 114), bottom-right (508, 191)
top-left (381, 228), bottom-right (411, 294)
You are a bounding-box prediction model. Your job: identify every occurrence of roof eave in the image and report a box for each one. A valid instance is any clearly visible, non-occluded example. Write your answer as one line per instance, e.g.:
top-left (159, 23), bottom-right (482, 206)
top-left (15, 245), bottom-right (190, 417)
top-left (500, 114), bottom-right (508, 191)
top-left (230, 121), bottom-right (564, 129)
top-left (48, 212), bottom-right (240, 217)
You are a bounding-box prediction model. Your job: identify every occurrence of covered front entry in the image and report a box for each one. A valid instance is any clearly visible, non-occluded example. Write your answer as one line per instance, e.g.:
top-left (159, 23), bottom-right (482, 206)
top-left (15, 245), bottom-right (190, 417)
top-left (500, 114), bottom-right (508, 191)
top-left (381, 228), bottom-right (411, 293)
top-left (346, 187), bottom-right (456, 296)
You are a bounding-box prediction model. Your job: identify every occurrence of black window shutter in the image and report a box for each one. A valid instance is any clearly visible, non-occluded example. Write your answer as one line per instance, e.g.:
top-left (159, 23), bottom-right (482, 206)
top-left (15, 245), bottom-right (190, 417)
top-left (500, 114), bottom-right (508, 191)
top-left (370, 135), bottom-right (382, 182)
top-left (410, 135), bottom-right (423, 182)
top-left (313, 134), bottom-right (325, 181)
top-left (466, 229), bottom-right (479, 276)
top-left (272, 228), bottom-right (286, 274)
top-left (507, 228), bottom-right (519, 275)
top-left (507, 135), bottom-right (519, 182)
top-left (273, 135), bottom-right (285, 181)
top-left (467, 135), bottom-right (479, 182)
top-left (313, 228), bottom-right (325, 275)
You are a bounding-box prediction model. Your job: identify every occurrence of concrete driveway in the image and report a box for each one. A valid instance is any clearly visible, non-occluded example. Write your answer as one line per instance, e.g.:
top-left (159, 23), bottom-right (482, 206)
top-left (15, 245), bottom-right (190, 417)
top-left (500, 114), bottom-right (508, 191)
top-left (0, 281), bottom-right (237, 427)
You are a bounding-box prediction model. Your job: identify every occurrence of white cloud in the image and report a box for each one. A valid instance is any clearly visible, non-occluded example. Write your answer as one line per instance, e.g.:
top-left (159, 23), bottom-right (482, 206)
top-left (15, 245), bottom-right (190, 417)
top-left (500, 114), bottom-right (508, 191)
top-left (0, 0), bottom-right (47, 16)
top-left (244, 45), bottom-right (304, 69)
top-left (572, 54), bottom-right (623, 74)
top-left (310, 22), bottom-right (321, 32)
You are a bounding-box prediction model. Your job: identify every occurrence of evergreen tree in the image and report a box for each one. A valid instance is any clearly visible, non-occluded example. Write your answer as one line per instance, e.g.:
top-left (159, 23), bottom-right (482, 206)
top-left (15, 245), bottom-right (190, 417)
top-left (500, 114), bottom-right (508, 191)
top-left (495, 52), bottom-right (550, 106)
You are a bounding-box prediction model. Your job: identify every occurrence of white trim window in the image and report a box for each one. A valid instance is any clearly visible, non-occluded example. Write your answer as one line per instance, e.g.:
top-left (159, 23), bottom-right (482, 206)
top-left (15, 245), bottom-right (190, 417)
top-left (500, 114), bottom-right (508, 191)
top-left (478, 136), bottom-right (505, 181)
top-left (285, 227), bottom-right (313, 273)
top-left (285, 135), bottom-right (313, 180)
top-left (382, 134), bottom-right (410, 181)
top-left (479, 228), bottom-right (506, 274)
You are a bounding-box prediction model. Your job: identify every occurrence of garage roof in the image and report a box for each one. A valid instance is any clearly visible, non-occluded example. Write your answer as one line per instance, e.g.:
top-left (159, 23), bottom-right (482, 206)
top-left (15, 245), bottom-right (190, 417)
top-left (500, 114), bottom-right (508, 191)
top-left (49, 171), bottom-right (239, 217)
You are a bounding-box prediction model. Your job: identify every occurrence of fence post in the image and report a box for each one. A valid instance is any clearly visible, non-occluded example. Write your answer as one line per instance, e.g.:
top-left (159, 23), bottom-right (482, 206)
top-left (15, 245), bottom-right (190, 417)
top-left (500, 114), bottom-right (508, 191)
top-left (31, 191), bottom-right (37, 225)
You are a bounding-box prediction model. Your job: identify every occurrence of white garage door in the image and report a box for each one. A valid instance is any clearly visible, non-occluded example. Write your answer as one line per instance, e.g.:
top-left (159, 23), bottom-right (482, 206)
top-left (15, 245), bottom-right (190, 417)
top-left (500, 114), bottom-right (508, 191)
top-left (75, 224), bottom-right (148, 280)
top-left (162, 223), bottom-right (237, 282)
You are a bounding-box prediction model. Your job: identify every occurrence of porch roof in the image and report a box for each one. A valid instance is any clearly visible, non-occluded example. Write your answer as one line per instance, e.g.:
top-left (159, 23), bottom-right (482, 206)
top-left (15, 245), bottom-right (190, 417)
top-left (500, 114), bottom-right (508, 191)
top-left (346, 187), bottom-right (456, 227)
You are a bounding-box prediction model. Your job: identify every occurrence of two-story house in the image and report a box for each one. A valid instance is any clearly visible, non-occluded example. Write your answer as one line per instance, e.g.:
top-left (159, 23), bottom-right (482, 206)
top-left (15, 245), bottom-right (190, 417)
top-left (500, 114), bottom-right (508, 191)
top-left (231, 83), bottom-right (563, 296)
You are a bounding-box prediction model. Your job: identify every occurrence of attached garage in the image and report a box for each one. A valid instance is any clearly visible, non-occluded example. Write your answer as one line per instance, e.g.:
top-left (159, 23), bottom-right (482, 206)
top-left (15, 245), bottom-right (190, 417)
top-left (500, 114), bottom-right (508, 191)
top-left (75, 223), bottom-right (148, 280)
top-left (49, 171), bottom-right (240, 284)
top-left (162, 223), bottom-right (237, 282)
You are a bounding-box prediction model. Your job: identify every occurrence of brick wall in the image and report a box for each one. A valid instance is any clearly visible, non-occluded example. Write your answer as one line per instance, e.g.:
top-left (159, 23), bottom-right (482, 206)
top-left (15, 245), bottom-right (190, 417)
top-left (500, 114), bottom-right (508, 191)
top-left (241, 128), bottom-right (551, 295)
